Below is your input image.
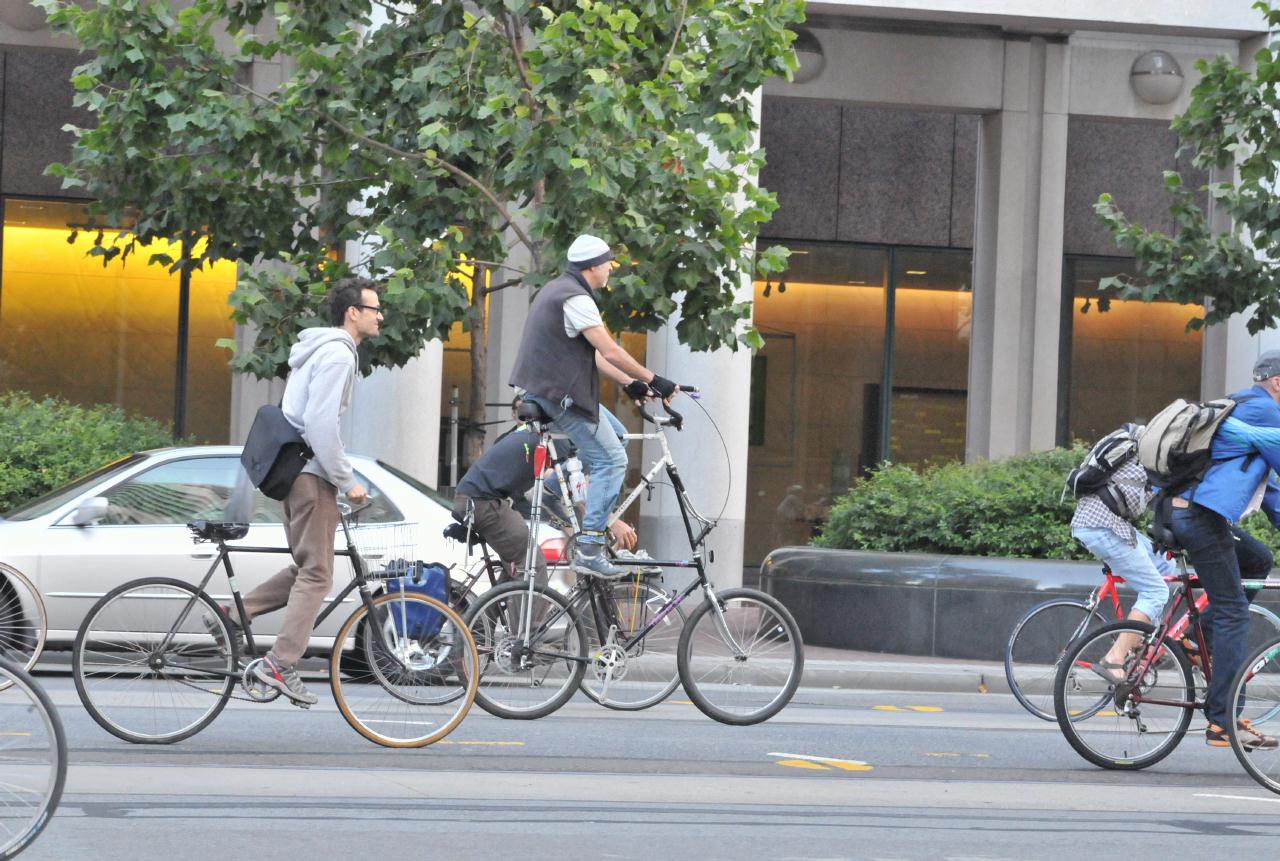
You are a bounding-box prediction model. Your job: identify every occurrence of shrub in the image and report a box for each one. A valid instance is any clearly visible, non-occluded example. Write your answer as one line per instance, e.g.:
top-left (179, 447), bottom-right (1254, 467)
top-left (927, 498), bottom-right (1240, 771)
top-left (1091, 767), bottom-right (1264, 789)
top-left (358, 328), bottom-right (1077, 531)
top-left (0, 392), bottom-right (178, 512)
top-left (815, 446), bottom-right (1095, 560)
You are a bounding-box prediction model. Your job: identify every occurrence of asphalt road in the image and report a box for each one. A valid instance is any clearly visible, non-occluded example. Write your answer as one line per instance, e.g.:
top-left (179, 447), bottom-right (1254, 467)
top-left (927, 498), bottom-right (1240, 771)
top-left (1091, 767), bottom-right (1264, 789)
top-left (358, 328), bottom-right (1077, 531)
top-left (17, 675), bottom-right (1280, 861)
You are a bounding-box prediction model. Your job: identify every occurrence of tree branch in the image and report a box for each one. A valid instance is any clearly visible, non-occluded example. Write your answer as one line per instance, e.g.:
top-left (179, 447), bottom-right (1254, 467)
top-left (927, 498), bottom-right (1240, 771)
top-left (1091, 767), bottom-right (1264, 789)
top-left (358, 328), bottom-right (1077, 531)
top-left (220, 74), bottom-right (541, 267)
top-left (658, 0), bottom-right (690, 80)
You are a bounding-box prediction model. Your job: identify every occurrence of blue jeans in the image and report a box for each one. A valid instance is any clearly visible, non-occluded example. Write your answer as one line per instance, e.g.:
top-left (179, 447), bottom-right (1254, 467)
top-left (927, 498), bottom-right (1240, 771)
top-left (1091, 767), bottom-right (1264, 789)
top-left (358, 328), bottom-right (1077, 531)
top-left (526, 395), bottom-right (626, 544)
top-left (1072, 527), bottom-right (1172, 622)
top-left (1170, 502), bottom-right (1274, 726)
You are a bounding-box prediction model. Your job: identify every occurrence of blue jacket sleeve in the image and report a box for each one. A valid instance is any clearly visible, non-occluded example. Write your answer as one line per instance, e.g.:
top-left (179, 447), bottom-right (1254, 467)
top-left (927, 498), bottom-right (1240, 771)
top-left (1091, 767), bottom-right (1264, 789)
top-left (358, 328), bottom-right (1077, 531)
top-left (1218, 416), bottom-right (1280, 477)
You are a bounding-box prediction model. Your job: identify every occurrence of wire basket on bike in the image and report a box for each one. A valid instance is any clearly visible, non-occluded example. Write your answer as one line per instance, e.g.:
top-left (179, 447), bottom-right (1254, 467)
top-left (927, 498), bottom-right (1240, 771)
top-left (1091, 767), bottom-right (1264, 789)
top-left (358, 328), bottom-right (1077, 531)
top-left (347, 522), bottom-right (423, 578)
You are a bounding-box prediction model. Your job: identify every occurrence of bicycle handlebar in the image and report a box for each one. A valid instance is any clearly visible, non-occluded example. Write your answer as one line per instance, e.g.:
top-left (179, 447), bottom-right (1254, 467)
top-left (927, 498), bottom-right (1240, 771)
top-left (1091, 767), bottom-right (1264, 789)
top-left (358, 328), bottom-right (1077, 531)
top-left (637, 385), bottom-right (698, 430)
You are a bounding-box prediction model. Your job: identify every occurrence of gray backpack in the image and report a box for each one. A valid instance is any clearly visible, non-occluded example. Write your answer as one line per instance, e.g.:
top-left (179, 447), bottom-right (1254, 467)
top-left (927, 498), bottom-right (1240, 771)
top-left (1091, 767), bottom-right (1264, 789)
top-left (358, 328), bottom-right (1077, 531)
top-left (1136, 396), bottom-right (1250, 492)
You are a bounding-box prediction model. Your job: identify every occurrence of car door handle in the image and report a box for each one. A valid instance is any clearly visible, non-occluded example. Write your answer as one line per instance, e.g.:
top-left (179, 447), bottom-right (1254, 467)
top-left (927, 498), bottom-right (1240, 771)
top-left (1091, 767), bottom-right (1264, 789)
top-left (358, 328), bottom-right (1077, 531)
top-left (190, 552), bottom-right (215, 560)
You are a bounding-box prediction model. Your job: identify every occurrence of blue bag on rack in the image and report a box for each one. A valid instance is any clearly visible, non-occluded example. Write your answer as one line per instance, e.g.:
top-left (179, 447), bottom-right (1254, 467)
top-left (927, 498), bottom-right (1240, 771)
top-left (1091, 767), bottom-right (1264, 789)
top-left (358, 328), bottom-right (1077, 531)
top-left (383, 561), bottom-right (449, 639)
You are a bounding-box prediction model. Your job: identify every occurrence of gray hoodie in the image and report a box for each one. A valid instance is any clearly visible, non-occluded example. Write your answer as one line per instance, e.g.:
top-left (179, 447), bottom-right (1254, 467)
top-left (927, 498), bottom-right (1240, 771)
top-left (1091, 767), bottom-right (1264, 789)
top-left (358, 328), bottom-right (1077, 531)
top-left (282, 328), bottom-right (358, 493)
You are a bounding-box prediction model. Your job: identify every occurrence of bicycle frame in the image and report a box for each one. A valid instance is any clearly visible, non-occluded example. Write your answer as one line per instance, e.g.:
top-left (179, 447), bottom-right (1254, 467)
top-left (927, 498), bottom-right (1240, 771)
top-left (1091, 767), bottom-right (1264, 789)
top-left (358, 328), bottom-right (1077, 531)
top-left (158, 522), bottom-right (381, 679)
top-left (512, 402), bottom-right (748, 664)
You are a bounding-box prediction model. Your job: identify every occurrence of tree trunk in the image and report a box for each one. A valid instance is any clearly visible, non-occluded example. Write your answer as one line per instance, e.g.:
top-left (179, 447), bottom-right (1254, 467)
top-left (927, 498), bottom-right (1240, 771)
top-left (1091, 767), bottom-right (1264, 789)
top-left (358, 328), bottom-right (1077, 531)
top-left (464, 263), bottom-right (488, 468)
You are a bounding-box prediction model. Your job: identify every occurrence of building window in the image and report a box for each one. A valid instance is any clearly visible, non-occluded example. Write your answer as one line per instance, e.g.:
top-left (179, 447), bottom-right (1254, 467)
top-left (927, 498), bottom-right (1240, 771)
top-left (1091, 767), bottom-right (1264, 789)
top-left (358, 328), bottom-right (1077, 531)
top-left (1058, 256), bottom-right (1203, 444)
top-left (0, 197), bottom-right (236, 442)
top-left (744, 241), bottom-right (971, 564)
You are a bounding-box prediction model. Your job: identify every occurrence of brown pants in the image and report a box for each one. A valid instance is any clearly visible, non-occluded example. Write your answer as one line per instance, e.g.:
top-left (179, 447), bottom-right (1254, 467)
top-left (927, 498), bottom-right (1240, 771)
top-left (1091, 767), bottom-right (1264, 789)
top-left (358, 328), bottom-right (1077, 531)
top-left (239, 473), bottom-right (339, 666)
top-left (452, 494), bottom-right (547, 583)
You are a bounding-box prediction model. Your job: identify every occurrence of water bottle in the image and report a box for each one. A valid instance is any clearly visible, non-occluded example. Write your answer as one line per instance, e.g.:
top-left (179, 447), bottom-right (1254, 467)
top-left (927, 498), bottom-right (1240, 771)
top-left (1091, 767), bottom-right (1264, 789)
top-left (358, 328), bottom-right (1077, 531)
top-left (565, 456), bottom-right (586, 504)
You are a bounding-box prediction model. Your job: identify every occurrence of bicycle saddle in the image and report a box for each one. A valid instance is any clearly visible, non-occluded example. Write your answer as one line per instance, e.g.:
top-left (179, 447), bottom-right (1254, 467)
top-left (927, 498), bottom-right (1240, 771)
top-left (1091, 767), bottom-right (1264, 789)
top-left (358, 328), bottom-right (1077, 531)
top-left (187, 521), bottom-right (250, 541)
top-left (516, 401), bottom-right (552, 423)
top-left (443, 520), bottom-right (487, 549)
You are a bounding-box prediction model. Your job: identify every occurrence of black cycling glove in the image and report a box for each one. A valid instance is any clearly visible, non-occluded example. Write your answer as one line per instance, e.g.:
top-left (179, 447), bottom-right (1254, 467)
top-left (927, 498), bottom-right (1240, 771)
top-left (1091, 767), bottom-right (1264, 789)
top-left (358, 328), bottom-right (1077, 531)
top-left (649, 375), bottom-right (677, 399)
top-left (624, 380), bottom-right (650, 401)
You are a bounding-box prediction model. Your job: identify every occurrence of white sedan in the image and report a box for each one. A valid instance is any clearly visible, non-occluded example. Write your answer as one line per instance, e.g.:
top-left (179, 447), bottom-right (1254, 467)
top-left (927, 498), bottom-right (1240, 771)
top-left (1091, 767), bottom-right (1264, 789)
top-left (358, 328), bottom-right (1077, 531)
top-left (0, 446), bottom-right (565, 653)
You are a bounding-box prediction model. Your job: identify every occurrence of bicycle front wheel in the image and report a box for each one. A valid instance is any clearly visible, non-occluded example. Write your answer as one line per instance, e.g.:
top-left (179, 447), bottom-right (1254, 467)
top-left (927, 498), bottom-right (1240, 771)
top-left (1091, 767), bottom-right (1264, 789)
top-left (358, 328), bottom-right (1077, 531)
top-left (1005, 598), bottom-right (1107, 721)
top-left (580, 577), bottom-right (685, 711)
top-left (1053, 620), bottom-right (1194, 770)
top-left (465, 581), bottom-right (586, 720)
top-left (1227, 634), bottom-right (1280, 794)
top-left (0, 659), bottom-right (65, 859)
top-left (677, 587), bottom-right (804, 726)
top-left (73, 578), bottom-right (236, 744)
top-left (0, 564), bottom-right (46, 683)
top-left (331, 591), bottom-right (478, 747)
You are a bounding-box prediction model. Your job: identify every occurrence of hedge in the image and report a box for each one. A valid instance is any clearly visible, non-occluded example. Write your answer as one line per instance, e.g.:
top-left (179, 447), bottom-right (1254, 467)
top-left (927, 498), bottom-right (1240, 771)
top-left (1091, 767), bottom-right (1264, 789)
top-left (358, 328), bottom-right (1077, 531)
top-left (0, 392), bottom-right (178, 513)
top-left (815, 447), bottom-right (1280, 562)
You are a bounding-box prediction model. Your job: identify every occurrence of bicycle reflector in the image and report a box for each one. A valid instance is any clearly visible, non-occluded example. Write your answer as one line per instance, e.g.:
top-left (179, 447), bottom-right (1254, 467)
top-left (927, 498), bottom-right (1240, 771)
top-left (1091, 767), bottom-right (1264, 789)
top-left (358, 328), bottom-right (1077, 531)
top-left (533, 443), bottom-right (548, 476)
top-left (540, 536), bottom-right (567, 564)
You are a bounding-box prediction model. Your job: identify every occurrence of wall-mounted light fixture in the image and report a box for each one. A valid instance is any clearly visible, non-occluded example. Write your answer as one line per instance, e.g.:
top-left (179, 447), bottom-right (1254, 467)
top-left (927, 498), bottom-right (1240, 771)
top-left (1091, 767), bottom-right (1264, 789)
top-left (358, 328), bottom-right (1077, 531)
top-left (792, 28), bottom-right (826, 85)
top-left (1130, 50), bottom-right (1184, 105)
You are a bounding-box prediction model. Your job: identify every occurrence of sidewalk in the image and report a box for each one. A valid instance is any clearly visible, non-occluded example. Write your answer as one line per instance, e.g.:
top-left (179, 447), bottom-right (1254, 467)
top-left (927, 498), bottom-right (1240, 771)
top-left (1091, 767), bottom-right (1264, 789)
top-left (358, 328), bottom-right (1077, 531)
top-left (798, 645), bottom-right (1010, 695)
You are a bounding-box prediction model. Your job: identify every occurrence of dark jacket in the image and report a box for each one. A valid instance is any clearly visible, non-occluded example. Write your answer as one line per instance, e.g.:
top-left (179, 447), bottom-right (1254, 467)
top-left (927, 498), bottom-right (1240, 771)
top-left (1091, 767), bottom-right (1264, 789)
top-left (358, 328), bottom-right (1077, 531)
top-left (508, 271), bottom-right (600, 422)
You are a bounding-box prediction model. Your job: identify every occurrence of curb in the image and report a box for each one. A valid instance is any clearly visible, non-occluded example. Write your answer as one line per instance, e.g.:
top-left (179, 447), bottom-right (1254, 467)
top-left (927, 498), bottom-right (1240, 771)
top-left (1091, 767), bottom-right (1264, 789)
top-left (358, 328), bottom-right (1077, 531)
top-left (798, 659), bottom-right (1012, 695)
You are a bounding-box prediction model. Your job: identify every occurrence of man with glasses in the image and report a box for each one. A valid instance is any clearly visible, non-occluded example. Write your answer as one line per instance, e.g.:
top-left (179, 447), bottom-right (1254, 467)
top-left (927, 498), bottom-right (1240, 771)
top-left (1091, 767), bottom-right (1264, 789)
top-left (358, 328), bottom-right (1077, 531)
top-left (509, 234), bottom-right (677, 578)
top-left (217, 276), bottom-right (381, 706)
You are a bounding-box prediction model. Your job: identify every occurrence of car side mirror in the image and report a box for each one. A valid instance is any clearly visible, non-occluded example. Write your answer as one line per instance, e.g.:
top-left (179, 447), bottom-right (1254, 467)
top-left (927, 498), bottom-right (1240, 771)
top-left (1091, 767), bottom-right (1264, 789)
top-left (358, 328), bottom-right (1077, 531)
top-left (72, 497), bottom-right (109, 526)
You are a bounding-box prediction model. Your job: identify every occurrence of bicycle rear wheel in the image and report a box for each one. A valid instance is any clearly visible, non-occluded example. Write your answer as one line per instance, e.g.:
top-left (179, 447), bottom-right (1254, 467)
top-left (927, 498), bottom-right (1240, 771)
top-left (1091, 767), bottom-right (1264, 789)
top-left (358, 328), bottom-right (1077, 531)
top-left (465, 581), bottom-right (586, 720)
top-left (1005, 598), bottom-right (1107, 721)
top-left (1227, 634), bottom-right (1280, 794)
top-left (331, 591), bottom-right (478, 747)
top-left (0, 564), bottom-right (46, 684)
top-left (73, 578), bottom-right (236, 744)
top-left (1053, 620), bottom-right (1194, 770)
top-left (579, 576), bottom-right (685, 711)
top-left (677, 587), bottom-right (804, 726)
top-left (0, 658), bottom-right (64, 859)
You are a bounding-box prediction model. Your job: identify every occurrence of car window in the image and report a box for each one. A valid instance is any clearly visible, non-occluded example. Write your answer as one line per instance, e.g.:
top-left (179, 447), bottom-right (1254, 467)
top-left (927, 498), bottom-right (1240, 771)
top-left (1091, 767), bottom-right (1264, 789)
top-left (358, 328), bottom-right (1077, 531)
top-left (101, 457), bottom-right (243, 525)
top-left (96, 457), bottom-right (403, 526)
top-left (3, 454), bottom-right (147, 521)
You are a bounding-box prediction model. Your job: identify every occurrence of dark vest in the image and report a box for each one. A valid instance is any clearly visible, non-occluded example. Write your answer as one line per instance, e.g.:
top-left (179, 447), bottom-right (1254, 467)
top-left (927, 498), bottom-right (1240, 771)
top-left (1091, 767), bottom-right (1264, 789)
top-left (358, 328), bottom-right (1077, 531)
top-left (509, 271), bottom-right (600, 422)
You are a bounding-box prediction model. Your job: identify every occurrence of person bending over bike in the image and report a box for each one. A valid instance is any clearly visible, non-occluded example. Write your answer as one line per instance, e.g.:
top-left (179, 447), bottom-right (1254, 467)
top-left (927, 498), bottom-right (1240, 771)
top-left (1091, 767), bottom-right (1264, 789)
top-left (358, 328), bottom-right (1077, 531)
top-left (1169, 350), bottom-right (1280, 750)
top-left (451, 423), bottom-right (637, 585)
top-left (1071, 448), bottom-right (1174, 675)
top-left (509, 233), bottom-right (675, 579)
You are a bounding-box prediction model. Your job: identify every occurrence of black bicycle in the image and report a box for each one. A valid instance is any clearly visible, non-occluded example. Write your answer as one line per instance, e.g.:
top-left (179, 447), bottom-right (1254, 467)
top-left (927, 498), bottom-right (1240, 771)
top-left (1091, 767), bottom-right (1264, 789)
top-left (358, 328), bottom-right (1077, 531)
top-left (71, 508), bottom-right (478, 748)
top-left (464, 391), bottom-right (806, 725)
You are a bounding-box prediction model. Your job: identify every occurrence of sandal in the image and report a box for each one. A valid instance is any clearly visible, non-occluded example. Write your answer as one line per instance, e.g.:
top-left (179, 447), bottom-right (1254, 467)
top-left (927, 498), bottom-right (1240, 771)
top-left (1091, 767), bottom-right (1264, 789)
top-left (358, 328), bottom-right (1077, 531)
top-left (1090, 659), bottom-right (1127, 685)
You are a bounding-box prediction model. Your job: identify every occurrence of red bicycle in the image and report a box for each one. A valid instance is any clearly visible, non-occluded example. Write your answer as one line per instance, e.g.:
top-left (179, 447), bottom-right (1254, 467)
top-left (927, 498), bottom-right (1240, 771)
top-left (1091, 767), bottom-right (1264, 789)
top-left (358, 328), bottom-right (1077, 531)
top-left (1005, 562), bottom-right (1280, 720)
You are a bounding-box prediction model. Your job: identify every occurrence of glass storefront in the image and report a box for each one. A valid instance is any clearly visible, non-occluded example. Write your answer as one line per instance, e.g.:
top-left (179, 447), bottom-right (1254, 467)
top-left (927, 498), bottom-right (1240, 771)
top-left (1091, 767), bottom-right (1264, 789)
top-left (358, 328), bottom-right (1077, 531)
top-left (744, 241), bottom-right (972, 564)
top-left (1059, 256), bottom-right (1203, 444)
top-left (0, 198), bottom-right (236, 442)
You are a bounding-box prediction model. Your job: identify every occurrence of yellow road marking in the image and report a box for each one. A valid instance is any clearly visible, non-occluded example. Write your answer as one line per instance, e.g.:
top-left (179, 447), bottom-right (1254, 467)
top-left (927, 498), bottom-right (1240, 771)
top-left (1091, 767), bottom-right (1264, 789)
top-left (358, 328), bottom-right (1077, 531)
top-left (970, 753), bottom-right (990, 759)
top-left (874, 705), bottom-right (944, 713)
top-left (908, 706), bottom-right (943, 713)
top-left (435, 741), bottom-right (525, 746)
top-left (1097, 711), bottom-right (1119, 717)
top-left (668, 700), bottom-right (694, 705)
top-left (768, 752), bottom-right (872, 771)
top-left (873, 705), bottom-right (905, 711)
top-left (777, 759), bottom-right (828, 770)
top-left (0, 732), bottom-right (30, 737)
top-left (925, 752), bottom-right (959, 758)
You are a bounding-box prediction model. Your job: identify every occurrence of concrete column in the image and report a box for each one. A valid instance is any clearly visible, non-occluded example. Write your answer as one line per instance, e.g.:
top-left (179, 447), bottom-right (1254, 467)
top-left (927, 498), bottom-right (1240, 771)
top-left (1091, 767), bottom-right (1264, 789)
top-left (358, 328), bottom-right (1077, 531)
top-left (344, 343), bottom-right (443, 486)
top-left (635, 90), bottom-right (760, 588)
top-left (967, 38), bottom-right (1069, 460)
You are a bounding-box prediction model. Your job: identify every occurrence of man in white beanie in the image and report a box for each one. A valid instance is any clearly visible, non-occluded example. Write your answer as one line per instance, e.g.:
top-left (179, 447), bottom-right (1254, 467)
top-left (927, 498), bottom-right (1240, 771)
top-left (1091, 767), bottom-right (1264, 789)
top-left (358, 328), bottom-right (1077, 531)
top-left (509, 234), bottom-right (678, 578)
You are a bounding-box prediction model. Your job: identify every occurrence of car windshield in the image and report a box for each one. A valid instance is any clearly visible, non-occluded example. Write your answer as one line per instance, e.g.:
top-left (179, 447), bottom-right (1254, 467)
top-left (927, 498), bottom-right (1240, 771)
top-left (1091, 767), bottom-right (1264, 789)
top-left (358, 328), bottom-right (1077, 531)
top-left (376, 460), bottom-right (452, 509)
top-left (1, 453), bottom-right (148, 522)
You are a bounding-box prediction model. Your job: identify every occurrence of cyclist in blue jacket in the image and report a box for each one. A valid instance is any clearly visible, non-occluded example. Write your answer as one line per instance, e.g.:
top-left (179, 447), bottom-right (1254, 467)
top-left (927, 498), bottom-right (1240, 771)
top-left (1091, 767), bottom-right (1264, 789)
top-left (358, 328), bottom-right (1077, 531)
top-left (1169, 350), bottom-right (1280, 750)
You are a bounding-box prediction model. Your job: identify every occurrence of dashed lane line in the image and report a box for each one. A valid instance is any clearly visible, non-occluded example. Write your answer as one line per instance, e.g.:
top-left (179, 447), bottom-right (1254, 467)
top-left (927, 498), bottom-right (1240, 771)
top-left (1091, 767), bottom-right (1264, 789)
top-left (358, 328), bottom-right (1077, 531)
top-left (768, 752), bottom-right (873, 772)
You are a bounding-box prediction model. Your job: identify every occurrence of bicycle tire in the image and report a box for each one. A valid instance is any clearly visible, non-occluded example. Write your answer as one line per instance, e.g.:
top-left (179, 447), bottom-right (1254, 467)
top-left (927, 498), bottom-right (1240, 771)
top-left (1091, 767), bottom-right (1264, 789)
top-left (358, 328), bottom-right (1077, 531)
top-left (1053, 620), bottom-right (1194, 770)
top-left (1005, 598), bottom-right (1107, 721)
top-left (677, 587), bottom-right (804, 726)
top-left (330, 591), bottom-right (478, 747)
top-left (0, 658), bottom-right (65, 859)
top-left (73, 578), bottom-right (236, 744)
top-left (1227, 633), bottom-right (1280, 794)
top-left (0, 563), bottom-right (46, 685)
top-left (465, 581), bottom-right (587, 720)
top-left (579, 578), bottom-right (685, 711)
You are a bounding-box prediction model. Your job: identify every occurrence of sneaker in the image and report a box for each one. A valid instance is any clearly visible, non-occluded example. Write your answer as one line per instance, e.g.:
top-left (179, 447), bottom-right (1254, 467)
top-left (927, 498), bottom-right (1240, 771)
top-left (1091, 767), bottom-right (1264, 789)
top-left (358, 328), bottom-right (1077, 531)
top-left (253, 652), bottom-right (318, 708)
top-left (611, 548), bottom-right (663, 579)
top-left (571, 543), bottom-right (625, 579)
top-left (1206, 719), bottom-right (1280, 750)
top-left (202, 606), bottom-right (245, 656)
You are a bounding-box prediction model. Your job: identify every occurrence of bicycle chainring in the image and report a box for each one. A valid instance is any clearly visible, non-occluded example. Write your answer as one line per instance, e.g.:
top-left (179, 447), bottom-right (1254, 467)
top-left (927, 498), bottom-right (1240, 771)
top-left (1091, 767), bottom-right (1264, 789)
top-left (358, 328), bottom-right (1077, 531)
top-left (241, 658), bottom-right (283, 703)
top-left (590, 643), bottom-right (629, 683)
